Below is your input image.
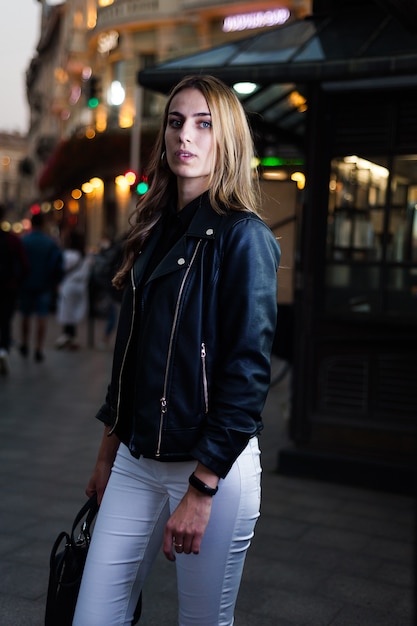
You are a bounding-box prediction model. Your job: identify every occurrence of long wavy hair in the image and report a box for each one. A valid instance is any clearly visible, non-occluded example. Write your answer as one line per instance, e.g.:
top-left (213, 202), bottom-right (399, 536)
top-left (113, 74), bottom-right (260, 289)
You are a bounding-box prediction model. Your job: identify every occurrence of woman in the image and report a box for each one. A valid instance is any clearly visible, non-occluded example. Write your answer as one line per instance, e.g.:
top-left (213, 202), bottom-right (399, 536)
top-left (73, 75), bottom-right (280, 626)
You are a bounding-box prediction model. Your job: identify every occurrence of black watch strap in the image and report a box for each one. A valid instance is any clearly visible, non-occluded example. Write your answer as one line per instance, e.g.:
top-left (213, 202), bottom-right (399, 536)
top-left (189, 472), bottom-right (218, 496)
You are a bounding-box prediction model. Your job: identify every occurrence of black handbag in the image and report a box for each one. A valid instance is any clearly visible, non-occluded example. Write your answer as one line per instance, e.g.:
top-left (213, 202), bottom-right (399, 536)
top-left (45, 493), bottom-right (142, 625)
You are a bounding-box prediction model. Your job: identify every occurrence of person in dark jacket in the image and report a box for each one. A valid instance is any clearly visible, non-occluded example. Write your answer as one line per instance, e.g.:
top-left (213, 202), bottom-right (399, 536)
top-left (0, 204), bottom-right (29, 375)
top-left (74, 75), bottom-right (281, 626)
top-left (19, 212), bottom-right (63, 362)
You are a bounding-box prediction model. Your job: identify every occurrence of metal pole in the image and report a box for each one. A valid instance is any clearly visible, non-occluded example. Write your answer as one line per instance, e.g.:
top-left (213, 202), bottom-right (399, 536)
top-left (130, 84), bottom-right (143, 215)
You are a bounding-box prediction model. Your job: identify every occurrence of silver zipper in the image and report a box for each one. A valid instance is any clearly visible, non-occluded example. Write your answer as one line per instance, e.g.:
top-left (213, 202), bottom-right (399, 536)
top-left (156, 240), bottom-right (203, 456)
top-left (201, 342), bottom-right (209, 414)
top-left (109, 268), bottom-right (136, 436)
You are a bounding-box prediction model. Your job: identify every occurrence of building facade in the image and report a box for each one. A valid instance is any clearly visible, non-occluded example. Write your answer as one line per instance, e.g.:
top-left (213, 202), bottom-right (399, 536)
top-left (0, 132), bottom-right (32, 229)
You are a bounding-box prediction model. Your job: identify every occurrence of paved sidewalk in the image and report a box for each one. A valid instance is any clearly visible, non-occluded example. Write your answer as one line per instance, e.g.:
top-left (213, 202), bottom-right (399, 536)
top-left (0, 316), bottom-right (415, 625)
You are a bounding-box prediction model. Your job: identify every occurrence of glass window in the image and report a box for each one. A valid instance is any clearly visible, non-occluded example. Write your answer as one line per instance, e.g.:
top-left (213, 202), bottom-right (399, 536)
top-left (389, 155), bottom-right (417, 263)
top-left (242, 84), bottom-right (294, 113)
top-left (233, 21), bottom-right (317, 65)
top-left (325, 154), bottom-right (417, 318)
top-left (327, 155), bottom-right (389, 262)
top-left (161, 43), bottom-right (240, 68)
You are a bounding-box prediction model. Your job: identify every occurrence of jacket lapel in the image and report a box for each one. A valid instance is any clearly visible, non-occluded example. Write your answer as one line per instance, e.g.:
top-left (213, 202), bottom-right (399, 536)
top-left (134, 197), bottom-right (224, 285)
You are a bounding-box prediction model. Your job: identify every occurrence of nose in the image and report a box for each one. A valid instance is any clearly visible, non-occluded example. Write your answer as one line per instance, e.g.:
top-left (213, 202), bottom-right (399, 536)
top-left (178, 120), bottom-right (191, 143)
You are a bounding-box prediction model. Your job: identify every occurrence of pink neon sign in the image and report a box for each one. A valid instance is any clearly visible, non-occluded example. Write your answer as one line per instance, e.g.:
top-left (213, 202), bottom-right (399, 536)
top-left (222, 8), bottom-right (290, 32)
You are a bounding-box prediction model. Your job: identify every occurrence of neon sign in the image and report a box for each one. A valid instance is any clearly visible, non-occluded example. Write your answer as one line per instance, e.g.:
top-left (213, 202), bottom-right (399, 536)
top-left (222, 8), bottom-right (290, 32)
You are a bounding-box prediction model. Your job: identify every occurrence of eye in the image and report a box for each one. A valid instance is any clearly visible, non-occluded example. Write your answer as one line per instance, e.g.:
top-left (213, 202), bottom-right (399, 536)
top-left (200, 120), bottom-right (212, 129)
top-left (168, 118), bottom-right (182, 128)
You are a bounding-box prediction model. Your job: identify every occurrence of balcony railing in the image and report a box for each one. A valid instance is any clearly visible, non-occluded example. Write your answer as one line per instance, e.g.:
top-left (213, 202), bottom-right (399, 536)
top-left (96, 0), bottom-right (160, 30)
top-left (180, 0), bottom-right (238, 8)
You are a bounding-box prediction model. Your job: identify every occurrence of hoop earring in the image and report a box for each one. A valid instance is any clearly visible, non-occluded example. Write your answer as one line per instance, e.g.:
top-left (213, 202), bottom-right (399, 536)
top-left (161, 151), bottom-right (166, 161)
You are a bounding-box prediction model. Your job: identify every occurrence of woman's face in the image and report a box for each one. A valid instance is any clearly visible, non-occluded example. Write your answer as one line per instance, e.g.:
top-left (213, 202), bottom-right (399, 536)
top-left (164, 88), bottom-right (214, 197)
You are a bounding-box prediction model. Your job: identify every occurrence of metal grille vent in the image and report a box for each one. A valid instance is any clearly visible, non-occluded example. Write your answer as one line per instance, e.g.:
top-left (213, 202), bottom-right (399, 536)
top-left (318, 356), bottom-right (368, 416)
top-left (376, 355), bottom-right (417, 424)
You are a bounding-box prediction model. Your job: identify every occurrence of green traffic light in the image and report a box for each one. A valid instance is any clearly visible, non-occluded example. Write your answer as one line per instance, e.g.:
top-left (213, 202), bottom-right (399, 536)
top-left (136, 181), bottom-right (149, 194)
top-left (88, 97), bottom-right (99, 109)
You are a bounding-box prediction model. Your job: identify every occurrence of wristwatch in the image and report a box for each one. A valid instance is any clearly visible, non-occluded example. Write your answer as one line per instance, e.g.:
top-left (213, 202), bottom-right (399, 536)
top-left (189, 472), bottom-right (218, 496)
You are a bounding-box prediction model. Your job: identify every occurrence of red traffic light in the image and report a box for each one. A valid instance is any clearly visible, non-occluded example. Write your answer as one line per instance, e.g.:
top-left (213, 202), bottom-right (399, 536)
top-left (124, 170), bottom-right (137, 185)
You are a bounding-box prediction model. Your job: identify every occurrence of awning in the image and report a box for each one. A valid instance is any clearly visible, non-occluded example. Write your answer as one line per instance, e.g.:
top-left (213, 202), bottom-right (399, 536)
top-left (38, 129), bottom-right (155, 196)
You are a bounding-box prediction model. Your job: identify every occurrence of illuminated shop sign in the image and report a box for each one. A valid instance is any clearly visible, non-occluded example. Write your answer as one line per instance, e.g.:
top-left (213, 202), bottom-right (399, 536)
top-left (98, 30), bottom-right (119, 54)
top-left (223, 8), bottom-right (290, 32)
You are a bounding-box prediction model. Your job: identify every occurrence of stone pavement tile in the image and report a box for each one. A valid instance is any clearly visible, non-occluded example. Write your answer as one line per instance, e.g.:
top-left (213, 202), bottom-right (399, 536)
top-left (300, 526), bottom-right (376, 552)
top-left (249, 531), bottom-right (366, 571)
top-left (0, 595), bottom-right (45, 626)
top-left (363, 535), bottom-right (415, 564)
top-left (0, 532), bottom-right (32, 561)
top-left (255, 513), bottom-right (311, 540)
top-left (0, 560), bottom-right (47, 602)
top-left (239, 553), bottom-right (328, 593)
top-left (3, 536), bottom-right (54, 569)
top-left (237, 584), bottom-right (341, 625)
top-left (377, 560), bottom-right (415, 587)
top-left (330, 604), bottom-right (414, 626)
top-left (234, 610), bottom-right (294, 626)
top-left (319, 572), bottom-right (413, 618)
top-left (297, 508), bottom-right (413, 540)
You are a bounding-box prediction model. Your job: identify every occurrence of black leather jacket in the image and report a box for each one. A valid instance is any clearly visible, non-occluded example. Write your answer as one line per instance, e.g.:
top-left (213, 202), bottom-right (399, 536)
top-left (96, 195), bottom-right (281, 478)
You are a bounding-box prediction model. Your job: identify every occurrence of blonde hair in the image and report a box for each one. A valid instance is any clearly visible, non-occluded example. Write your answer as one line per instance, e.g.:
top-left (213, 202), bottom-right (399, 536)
top-left (113, 74), bottom-right (260, 289)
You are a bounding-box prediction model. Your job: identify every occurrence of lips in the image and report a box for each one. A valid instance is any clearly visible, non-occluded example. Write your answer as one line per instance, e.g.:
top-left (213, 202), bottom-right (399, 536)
top-left (175, 150), bottom-right (195, 158)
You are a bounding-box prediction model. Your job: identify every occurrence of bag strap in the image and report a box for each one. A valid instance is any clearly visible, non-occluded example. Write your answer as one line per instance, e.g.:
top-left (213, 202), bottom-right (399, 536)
top-left (71, 493), bottom-right (99, 550)
top-left (71, 493), bottom-right (98, 533)
top-left (49, 531), bottom-right (70, 570)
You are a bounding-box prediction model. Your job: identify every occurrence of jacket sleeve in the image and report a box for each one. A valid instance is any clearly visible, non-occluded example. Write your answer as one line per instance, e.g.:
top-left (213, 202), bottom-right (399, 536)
top-left (191, 216), bottom-right (281, 478)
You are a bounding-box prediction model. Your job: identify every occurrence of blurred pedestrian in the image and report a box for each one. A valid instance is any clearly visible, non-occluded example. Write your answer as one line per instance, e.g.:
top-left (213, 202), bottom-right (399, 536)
top-left (73, 75), bottom-right (280, 626)
top-left (19, 212), bottom-right (63, 362)
top-left (0, 205), bottom-right (29, 375)
top-left (55, 231), bottom-right (92, 350)
top-left (89, 236), bottom-right (125, 350)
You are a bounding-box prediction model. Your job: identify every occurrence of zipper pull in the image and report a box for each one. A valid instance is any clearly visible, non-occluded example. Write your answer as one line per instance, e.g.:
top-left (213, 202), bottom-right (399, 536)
top-left (201, 343), bottom-right (209, 414)
top-left (160, 397), bottom-right (167, 414)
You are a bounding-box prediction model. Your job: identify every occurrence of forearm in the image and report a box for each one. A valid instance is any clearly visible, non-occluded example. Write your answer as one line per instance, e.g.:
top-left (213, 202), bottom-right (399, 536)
top-left (86, 426), bottom-right (120, 503)
top-left (97, 425), bottom-right (120, 464)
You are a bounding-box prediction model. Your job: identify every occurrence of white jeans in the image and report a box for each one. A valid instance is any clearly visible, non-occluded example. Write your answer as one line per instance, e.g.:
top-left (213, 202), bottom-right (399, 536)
top-left (73, 438), bottom-right (261, 626)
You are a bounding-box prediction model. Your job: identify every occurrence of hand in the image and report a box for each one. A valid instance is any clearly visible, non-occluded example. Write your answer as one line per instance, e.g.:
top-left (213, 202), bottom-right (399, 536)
top-left (163, 488), bottom-right (213, 561)
top-left (85, 459), bottom-right (113, 505)
top-left (85, 426), bottom-right (119, 505)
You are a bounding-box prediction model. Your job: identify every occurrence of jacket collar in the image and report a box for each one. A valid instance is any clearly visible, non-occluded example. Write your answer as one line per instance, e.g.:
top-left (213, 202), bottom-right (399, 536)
top-left (186, 192), bottom-right (223, 240)
top-left (133, 193), bottom-right (225, 286)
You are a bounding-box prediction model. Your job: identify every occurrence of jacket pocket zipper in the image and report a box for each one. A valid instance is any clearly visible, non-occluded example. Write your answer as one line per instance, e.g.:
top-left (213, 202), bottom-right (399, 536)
top-left (201, 342), bottom-right (209, 414)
